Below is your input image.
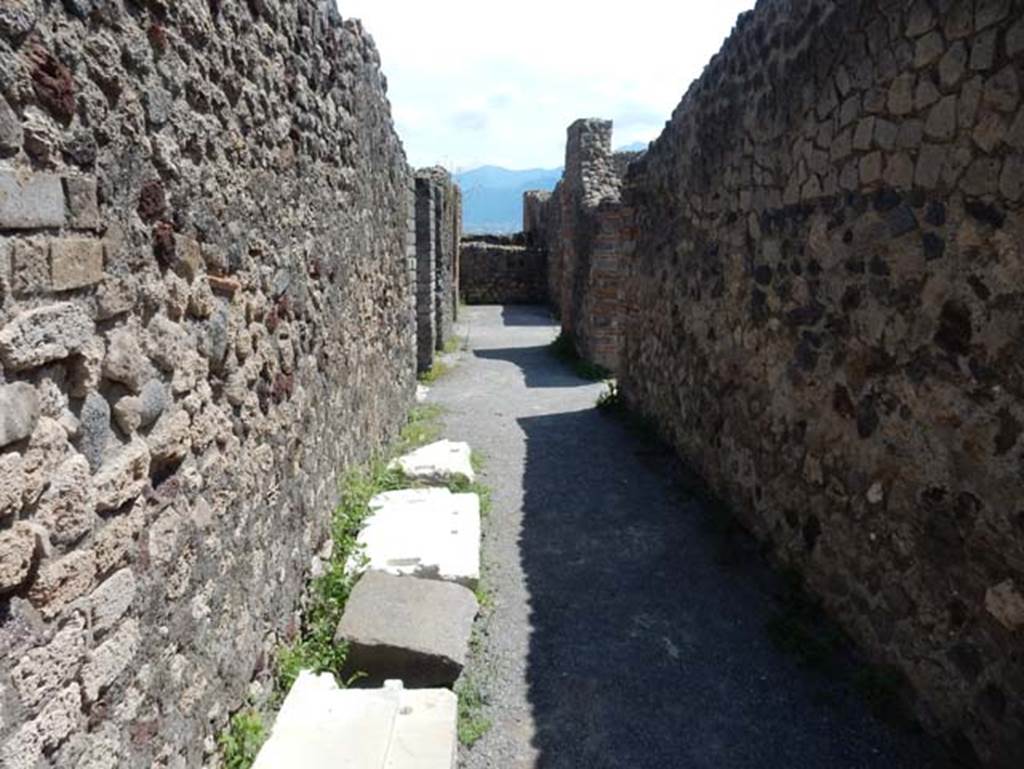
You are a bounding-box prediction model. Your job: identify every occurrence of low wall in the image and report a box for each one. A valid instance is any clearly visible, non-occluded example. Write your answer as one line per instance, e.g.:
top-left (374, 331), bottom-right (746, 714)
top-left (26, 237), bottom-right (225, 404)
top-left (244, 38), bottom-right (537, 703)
top-left (459, 239), bottom-right (547, 305)
top-left (621, 2), bottom-right (1024, 766)
top-left (0, 2), bottom-right (415, 767)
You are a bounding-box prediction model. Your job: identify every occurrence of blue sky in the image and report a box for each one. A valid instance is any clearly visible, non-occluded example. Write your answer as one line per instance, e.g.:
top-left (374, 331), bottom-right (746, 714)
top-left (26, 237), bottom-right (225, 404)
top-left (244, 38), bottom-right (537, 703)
top-left (337, 1), bottom-right (757, 171)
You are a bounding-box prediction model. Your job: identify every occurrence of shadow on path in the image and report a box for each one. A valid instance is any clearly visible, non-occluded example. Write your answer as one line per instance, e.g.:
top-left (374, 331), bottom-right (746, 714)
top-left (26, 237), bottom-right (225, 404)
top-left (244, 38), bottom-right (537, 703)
top-left (502, 305), bottom-right (557, 327)
top-left (516, 407), bottom-right (947, 769)
top-left (474, 346), bottom-right (590, 389)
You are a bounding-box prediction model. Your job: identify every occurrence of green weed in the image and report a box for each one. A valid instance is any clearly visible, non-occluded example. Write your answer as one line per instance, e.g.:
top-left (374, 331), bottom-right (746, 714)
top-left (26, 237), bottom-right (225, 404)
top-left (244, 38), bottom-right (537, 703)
top-left (455, 675), bottom-right (492, 747)
top-left (442, 335), bottom-right (465, 354)
top-left (275, 459), bottom-right (407, 694)
top-left (218, 709), bottom-right (266, 769)
top-left (418, 360), bottom-right (451, 384)
top-left (398, 404), bottom-right (445, 454)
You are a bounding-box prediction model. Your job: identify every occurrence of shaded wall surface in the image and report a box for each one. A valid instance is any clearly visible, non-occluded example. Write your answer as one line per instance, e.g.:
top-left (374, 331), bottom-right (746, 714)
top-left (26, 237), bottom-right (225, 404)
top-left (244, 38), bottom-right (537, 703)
top-left (619, 1), bottom-right (1024, 766)
top-left (459, 238), bottom-right (547, 305)
top-left (533, 121), bottom-right (634, 370)
top-left (414, 167), bottom-right (460, 371)
top-left (0, 1), bottom-right (413, 767)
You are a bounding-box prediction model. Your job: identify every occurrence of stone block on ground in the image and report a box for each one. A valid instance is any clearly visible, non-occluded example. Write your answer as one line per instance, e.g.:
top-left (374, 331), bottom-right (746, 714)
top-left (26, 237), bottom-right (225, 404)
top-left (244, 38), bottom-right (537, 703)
top-left (355, 488), bottom-right (480, 589)
top-left (335, 571), bottom-right (477, 688)
top-left (389, 440), bottom-right (475, 484)
top-left (252, 672), bottom-right (457, 769)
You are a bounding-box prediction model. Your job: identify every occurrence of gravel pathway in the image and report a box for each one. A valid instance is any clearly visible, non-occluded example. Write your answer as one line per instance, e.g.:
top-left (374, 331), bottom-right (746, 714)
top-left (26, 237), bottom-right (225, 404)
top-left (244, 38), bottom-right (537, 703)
top-left (428, 305), bottom-right (943, 769)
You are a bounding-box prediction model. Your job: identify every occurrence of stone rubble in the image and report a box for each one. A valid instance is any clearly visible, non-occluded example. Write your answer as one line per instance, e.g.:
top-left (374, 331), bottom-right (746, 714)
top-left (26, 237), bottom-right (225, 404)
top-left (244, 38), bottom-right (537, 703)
top-left (390, 440), bottom-right (475, 485)
top-left (335, 570), bottom-right (478, 688)
top-left (355, 487), bottom-right (481, 588)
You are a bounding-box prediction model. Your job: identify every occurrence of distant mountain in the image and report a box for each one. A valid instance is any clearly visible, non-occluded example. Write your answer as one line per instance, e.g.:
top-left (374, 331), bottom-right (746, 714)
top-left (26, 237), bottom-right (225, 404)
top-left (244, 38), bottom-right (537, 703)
top-left (616, 141), bottom-right (649, 153)
top-left (455, 165), bottom-right (562, 235)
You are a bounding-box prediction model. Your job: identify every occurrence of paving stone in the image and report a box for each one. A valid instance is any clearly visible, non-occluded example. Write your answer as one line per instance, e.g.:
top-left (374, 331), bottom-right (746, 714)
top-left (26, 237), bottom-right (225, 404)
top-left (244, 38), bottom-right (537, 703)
top-left (356, 488), bottom-right (480, 588)
top-left (253, 672), bottom-right (457, 769)
top-left (335, 571), bottom-right (477, 687)
top-left (0, 171), bottom-right (65, 229)
top-left (0, 382), bottom-right (39, 448)
top-left (390, 439), bottom-right (475, 484)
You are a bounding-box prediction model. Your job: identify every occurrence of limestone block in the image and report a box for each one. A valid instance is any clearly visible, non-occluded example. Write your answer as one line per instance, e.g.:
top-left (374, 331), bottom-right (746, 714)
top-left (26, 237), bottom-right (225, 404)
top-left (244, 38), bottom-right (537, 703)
top-left (63, 176), bottom-right (100, 230)
top-left (356, 488), bottom-right (480, 588)
top-left (172, 235), bottom-right (204, 281)
top-left (335, 571), bottom-right (477, 687)
top-left (390, 440), bottom-right (475, 484)
top-left (93, 502), bottom-right (143, 573)
top-left (10, 239), bottom-right (49, 296)
top-left (103, 329), bottom-right (147, 392)
top-left (82, 619), bottom-right (139, 701)
top-left (96, 276), bottom-right (137, 320)
top-left (28, 549), bottom-right (96, 618)
top-left (0, 522), bottom-right (40, 593)
top-left (51, 238), bottom-right (104, 291)
top-left (0, 170), bottom-right (65, 229)
top-left (253, 672), bottom-right (457, 769)
top-left (89, 568), bottom-right (136, 635)
top-left (112, 395), bottom-right (142, 434)
top-left (1, 722), bottom-right (42, 769)
top-left (0, 382), bottom-right (39, 448)
top-left (92, 439), bottom-right (150, 512)
top-left (985, 580), bottom-right (1024, 630)
top-left (36, 682), bottom-right (82, 749)
top-left (0, 452), bottom-right (25, 518)
top-left (0, 303), bottom-right (94, 371)
top-left (10, 614), bottom-right (87, 710)
top-left (0, 95), bottom-right (21, 156)
top-left (35, 453), bottom-right (93, 545)
top-left (146, 408), bottom-right (191, 467)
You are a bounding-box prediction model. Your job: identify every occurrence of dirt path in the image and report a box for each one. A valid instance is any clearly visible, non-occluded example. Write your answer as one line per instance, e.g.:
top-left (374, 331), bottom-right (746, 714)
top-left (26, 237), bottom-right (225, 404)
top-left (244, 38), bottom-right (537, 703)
top-left (429, 305), bottom-right (941, 769)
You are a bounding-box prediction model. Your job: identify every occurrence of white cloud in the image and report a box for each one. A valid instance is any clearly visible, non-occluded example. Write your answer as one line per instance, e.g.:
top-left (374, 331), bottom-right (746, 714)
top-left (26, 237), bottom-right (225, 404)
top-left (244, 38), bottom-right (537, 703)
top-left (336, 0), bottom-right (757, 170)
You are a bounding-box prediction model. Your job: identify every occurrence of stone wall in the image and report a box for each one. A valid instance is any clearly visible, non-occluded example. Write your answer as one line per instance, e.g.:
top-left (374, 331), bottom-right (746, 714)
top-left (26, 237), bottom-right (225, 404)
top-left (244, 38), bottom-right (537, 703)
top-left (533, 120), bottom-right (633, 370)
top-left (0, 2), bottom-right (415, 767)
top-left (522, 189), bottom-right (550, 247)
top-left (617, 1), bottom-right (1024, 766)
top-left (414, 168), bottom-right (460, 370)
top-left (532, 1), bottom-right (1024, 764)
top-left (459, 238), bottom-right (547, 305)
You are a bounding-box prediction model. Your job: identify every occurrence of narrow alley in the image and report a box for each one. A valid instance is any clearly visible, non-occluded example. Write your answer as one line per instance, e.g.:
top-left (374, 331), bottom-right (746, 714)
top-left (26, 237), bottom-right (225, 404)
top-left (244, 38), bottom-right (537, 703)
top-left (429, 305), bottom-right (944, 769)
